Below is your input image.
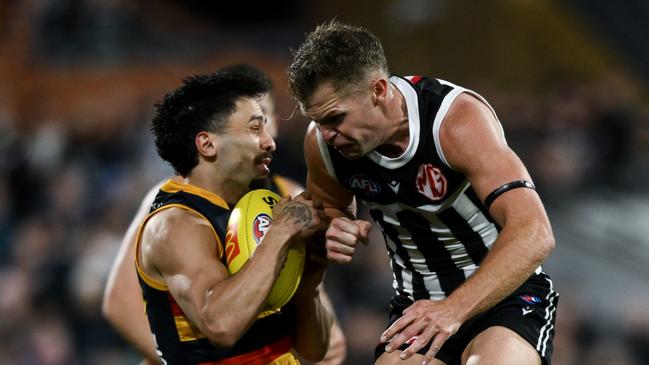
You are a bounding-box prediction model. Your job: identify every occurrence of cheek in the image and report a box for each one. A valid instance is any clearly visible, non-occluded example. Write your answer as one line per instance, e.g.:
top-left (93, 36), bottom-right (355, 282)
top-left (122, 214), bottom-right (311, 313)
top-left (220, 138), bottom-right (249, 158)
top-left (232, 136), bottom-right (260, 156)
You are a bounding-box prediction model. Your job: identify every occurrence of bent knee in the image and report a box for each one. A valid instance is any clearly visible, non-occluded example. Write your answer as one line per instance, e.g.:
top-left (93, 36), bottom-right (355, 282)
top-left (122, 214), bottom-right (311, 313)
top-left (462, 326), bottom-right (540, 365)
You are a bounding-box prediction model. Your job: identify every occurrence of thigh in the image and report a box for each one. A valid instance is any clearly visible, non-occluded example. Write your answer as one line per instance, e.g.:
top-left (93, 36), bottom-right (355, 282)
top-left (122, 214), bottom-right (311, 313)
top-left (463, 272), bottom-right (559, 364)
top-left (375, 295), bottom-right (466, 365)
top-left (375, 351), bottom-right (447, 365)
top-left (461, 326), bottom-right (540, 365)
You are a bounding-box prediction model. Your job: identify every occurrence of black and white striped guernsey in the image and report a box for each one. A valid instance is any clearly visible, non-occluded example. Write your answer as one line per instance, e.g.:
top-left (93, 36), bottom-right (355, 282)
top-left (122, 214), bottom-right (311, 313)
top-left (313, 75), bottom-right (538, 301)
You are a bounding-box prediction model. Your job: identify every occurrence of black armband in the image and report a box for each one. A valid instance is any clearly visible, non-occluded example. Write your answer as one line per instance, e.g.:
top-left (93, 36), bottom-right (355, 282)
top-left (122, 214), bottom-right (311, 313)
top-left (484, 180), bottom-right (536, 209)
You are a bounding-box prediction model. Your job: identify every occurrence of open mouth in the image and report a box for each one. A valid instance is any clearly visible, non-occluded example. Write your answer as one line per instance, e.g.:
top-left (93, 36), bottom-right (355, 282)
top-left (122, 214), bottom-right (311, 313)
top-left (260, 157), bottom-right (272, 166)
top-left (256, 155), bottom-right (273, 174)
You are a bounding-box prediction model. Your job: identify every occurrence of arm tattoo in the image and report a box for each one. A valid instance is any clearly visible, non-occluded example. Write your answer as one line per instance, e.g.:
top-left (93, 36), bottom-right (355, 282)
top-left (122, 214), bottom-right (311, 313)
top-left (282, 203), bottom-right (312, 226)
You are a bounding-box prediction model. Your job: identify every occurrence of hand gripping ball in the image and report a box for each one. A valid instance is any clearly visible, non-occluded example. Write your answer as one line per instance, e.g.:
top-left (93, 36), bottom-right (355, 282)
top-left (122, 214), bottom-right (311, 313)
top-left (225, 189), bottom-right (305, 310)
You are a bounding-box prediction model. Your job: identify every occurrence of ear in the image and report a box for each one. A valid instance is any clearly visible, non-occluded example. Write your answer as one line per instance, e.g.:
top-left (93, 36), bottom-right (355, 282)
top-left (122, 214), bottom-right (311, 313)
top-left (370, 78), bottom-right (389, 106)
top-left (195, 131), bottom-right (218, 158)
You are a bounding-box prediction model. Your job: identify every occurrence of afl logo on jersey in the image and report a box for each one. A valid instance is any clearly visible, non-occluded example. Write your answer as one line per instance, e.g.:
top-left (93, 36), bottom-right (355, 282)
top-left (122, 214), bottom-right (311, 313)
top-left (346, 174), bottom-right (381, 195)
top-left (252, 213), bottom-right (272, 245)
top-left (416, 164), bottom-right (447, 202)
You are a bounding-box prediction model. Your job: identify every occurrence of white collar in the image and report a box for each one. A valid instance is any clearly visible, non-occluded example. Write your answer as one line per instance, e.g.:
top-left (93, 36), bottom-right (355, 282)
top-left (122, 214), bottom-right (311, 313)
top-left (366, 76), bottom-right (420, 169)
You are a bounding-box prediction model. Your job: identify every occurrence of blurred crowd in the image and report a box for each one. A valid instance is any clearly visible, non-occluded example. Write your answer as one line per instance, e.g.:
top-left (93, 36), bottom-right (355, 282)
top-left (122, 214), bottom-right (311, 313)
top-left (2, 71), bottom-right (649, 365)
top-left (2, 1), bottom-right (649, 364)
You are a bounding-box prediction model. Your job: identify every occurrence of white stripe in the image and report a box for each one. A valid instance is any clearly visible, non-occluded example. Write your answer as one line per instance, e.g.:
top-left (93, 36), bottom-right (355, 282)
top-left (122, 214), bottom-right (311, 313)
top-left (452, 192), bottom-right (498, 250)
top-left (536, 276), bottom-right (558, 356)
top-left (541, 297), bottom-right (558, 356)
top-left (366, 76), bottom-right (420, 169)
top-left (309, 121), bottom-right (337, 179)
top-left (432, 79), bottom-right (507, 170)
top-left (367, 199), bottom-right (499, 298)
top-left (399, 264), bottom-right (414, 296)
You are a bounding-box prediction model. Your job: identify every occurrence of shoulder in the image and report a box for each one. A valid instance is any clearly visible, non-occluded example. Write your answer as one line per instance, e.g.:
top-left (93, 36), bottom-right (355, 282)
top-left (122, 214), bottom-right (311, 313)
top-left (303, 121), bottom-right (320, 156)
top-left (303, 121), bottom-right (334, 178)
top-left (144, 207), bottom-right (212, 244)
top-left (439, 92), bottom-right (506, 171)
top-left (442, 93), bottom-right (503, 145)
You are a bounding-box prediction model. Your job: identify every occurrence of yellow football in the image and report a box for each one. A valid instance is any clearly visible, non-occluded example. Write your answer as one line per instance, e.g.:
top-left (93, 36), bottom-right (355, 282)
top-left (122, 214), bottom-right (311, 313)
top-left (224, 189), bottom-right (305, 311)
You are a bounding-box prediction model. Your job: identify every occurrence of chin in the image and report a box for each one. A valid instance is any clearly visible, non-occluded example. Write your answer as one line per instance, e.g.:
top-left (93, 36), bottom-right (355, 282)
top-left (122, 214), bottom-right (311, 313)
top-left (256, 165), bottom-right (271, 177)
top-left (339, 146), bottom-right (367, 160)
top-left (341, 152), bottom-right (363, 160)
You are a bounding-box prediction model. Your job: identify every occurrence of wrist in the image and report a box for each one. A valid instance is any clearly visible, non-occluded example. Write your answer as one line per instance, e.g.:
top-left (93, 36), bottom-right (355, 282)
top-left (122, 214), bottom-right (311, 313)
top-left (445, 290), bottom-right (474, 324)
top-left (264, 226), bottom-right (296, 247)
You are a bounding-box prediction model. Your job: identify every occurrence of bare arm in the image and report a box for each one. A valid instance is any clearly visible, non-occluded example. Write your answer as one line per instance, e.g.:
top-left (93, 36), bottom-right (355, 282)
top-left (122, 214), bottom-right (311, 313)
top-left (304, 126), bottom-right (371, 264)
top-left (303, 126), bottom-right (356, 218)
top-left (440, 93), bottom-right (555, 322)
top-left (140, 194), bottom-right (325, 347)
top-left (290, 254), bottom-right (333, 362)
top-left (102, 182), bottom-right (164, 364)
top-left (275, 174), bottom-right (347, 364)
top-left (382, 93), bottom-right (555, 362)
top-left (314, 289), bottom-right (347, 365)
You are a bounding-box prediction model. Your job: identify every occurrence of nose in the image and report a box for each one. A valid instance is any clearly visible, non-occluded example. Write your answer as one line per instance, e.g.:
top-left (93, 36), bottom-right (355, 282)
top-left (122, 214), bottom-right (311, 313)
top-left (260, 129), bottom-right (276, 152)
top-left (319, 125), bottom-right (338, 143)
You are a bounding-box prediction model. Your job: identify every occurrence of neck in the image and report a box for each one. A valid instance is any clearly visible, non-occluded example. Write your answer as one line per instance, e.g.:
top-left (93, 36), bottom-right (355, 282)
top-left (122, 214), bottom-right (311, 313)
top-left (375, 82), bottom-right (410, 157)
top-left (186, 164), bottom-right (251, 206)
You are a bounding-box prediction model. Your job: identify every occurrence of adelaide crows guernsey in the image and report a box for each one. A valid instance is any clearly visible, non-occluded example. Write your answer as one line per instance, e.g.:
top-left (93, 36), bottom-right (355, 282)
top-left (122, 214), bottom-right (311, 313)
top-left (135, 179), bottom-right (298, 365)
top-left (313, 75), bottom-right (535, 301)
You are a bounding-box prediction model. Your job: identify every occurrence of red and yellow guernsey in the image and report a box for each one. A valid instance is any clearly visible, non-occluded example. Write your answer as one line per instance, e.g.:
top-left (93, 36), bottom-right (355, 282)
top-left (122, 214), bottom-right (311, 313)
top-left (135, 179), bottom-right (299, 365)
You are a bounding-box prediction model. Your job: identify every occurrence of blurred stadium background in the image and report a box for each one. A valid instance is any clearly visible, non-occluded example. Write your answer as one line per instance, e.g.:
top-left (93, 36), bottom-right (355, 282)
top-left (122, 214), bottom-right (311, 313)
top-left (1, 0), bottom-right (649, 364)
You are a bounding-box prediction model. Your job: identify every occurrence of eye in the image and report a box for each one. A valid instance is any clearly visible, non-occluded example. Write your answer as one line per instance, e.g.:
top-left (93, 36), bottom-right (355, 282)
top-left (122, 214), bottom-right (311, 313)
top-left (334, 114), bottom-right (345, 123)
top-left (250, 122), bottom-right (262, 132)
top-left (321, 113), bottom-right (345, 126)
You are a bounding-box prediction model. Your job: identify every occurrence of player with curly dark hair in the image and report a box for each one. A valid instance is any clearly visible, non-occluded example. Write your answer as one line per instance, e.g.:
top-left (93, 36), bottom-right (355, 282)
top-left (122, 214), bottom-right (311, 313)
top-left (129, 70), bottom-right (332, 364)
top-left (103, 65), bottom-right (347, 365)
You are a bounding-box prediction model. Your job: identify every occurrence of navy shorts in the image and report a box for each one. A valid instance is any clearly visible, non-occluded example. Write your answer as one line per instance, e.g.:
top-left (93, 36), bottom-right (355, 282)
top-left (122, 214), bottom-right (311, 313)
top-left (375, 272), bottom-right (559, 365)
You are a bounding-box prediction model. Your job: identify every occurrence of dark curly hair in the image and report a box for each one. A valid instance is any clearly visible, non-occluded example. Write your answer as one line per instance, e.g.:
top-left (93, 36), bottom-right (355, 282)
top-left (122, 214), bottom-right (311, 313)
top-left (151, 70), bottom-right (269, 176)
top-left (287, 20), bottom-right (389, 108)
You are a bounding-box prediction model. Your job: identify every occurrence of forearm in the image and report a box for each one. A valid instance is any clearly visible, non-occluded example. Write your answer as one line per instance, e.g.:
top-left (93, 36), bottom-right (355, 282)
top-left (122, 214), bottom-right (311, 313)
top-left (102, 230), bottom-right (159, 362)
top-left (317, 321), bottom-right (346, 365)
top-left (447, 221), bottom-right (553, 323)
top-left (315, 290), bottom-right (346, 365)
top-left (104, 299), bottom-right (159, 363)
top-left (292, 285), bottom-right (334, 362)
top-left (201, 230), bottom-right (294, 344)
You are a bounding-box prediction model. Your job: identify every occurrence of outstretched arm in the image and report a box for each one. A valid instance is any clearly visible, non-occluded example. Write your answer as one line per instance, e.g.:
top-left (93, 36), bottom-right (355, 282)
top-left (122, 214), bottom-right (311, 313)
top-left (103, 181), bottom-right (165, 364)
top-left (382, 93), bottom-right (555, 363)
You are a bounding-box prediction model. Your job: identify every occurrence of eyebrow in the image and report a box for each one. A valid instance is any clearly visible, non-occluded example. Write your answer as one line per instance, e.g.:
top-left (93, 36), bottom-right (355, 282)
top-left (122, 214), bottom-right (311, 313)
top-left (248, 114), bottom-right (265, 123)
top-left (319, 112), bottom-right (344, 125)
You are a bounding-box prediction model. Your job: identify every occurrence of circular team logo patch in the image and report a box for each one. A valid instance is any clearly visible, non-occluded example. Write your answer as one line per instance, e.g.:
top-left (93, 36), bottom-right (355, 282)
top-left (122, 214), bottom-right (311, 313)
top-left (415, 164), bottom-right (448, 202)
top-left (253, 213), bottom-right (272, 245)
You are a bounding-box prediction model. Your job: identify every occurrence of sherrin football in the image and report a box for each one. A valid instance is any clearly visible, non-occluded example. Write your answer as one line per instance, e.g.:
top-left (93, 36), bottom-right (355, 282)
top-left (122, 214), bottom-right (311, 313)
top-left (225, 189), bottom-right (305, 311)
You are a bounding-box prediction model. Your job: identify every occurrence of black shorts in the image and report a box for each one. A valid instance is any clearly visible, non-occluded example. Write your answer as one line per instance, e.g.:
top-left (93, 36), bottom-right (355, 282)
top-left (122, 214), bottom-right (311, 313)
top-left (375, 272), bottom-right (559, 365)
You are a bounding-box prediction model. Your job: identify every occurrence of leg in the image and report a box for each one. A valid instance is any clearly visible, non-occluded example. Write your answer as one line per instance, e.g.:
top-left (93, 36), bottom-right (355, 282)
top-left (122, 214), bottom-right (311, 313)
top-left (375, 351), bottom-right (447, 365)
top-left (461, 326), bottom-right (540, 365)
